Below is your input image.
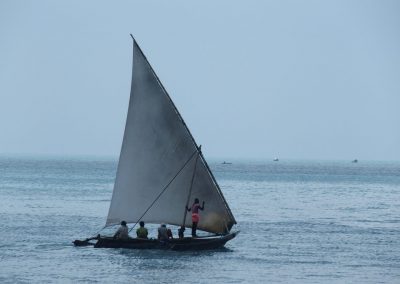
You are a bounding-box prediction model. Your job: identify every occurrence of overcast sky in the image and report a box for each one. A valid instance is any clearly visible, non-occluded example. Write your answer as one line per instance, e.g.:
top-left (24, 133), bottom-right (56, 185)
top-left (1, 0), bottom-right (399, 160)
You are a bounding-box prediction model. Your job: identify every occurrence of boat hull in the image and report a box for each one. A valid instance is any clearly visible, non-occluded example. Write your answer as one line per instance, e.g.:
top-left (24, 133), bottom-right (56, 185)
top-left (93, 231), bottom-right (239, 251)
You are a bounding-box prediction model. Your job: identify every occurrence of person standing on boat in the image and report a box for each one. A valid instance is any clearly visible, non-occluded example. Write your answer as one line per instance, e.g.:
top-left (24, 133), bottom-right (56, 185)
top-left (113, 220), bottom-right (129, 240)
top-left (186, 198), bottom-right (205, 237)
top-left (136, 221), bottom-right (148, 239)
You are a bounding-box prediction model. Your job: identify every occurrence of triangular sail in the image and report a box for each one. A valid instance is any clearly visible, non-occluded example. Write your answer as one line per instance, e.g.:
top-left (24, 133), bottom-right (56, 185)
top-left (106, 38), bottom-right (236, 234)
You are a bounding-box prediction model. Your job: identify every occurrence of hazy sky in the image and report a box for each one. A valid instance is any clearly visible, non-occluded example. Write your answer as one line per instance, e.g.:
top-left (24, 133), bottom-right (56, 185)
top-left (1, 0), bottom-right (399, 160)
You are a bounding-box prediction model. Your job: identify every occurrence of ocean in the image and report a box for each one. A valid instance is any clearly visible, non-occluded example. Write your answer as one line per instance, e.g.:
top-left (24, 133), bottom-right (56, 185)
top-left (0, 157), bottom-right (399, 283)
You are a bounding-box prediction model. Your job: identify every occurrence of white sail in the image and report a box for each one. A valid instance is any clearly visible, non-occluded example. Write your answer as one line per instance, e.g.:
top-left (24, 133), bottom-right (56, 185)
top-left (106, 39), bottom-right (236, 234)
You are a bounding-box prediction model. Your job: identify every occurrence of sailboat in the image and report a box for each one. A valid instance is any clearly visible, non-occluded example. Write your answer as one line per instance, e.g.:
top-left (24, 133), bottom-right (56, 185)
top-left (74, 35), bottom-right (238, 250)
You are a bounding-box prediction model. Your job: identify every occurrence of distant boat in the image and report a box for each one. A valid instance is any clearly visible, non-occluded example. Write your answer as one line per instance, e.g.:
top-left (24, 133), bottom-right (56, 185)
top-left (352, 159), bottom-right (358, 163)
top-left (73, 35), bottom-right (238, 250)
top-left (273, 158), bottom-right (279, 162)
top-left (222, 161), bottom-right (232, 165)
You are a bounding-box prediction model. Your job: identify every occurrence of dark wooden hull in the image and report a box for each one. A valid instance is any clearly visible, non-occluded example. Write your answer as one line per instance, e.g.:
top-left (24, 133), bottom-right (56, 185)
top-left (93, 231), bottom-right (239, 251)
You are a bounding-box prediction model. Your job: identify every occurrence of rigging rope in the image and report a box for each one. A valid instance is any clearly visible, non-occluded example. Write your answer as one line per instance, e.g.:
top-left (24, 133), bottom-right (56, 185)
top-left (128, 149), bottom-right (199, 232)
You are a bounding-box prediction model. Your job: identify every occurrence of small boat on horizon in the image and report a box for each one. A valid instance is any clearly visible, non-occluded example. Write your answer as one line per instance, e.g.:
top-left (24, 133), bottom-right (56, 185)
top-left (352, 159), bottom-right (358, 163)
top-left (273, 158), bottom-right (279, 162)
top-left (222, 161), bottom-right (232, 165)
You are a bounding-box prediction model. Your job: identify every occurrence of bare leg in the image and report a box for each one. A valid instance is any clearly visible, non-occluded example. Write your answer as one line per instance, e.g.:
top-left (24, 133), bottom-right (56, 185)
top-left (192, 222), bottom-right (198, 237)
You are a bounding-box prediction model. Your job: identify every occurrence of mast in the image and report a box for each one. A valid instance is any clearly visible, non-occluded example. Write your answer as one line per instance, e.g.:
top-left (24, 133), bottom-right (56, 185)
top-left (181, 147), bottom-right (201, 227)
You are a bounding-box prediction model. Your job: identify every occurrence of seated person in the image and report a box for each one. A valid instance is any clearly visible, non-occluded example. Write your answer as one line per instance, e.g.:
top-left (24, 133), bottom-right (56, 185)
top-left (157, 224), bottom-right (169, 241)
top-left (114, 220), bottom-right (129, 240)
top-left (178, 226), bottom-right (185, 239)
top-left (167, 228), bottom-right (173, 239)
top-left (136, 221), bottom-right (148, 239)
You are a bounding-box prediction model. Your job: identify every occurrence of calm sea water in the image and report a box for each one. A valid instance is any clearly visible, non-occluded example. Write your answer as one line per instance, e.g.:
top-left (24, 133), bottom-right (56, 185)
top-left (0, 157), bottom-right (399, 283)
